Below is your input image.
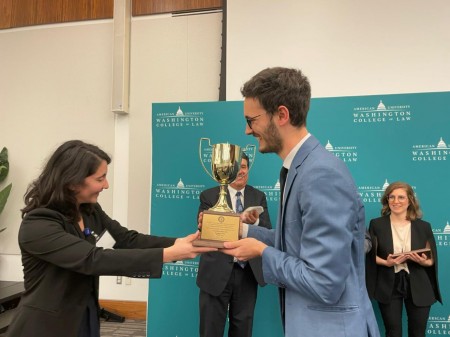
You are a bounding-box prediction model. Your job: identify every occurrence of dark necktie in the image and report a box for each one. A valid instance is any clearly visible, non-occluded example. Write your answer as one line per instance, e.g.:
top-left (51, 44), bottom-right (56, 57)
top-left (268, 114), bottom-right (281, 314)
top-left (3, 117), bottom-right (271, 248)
top-left (278, 166), bottom-right (288, 328)
top-left (279, 166), bottom-right (288, 204)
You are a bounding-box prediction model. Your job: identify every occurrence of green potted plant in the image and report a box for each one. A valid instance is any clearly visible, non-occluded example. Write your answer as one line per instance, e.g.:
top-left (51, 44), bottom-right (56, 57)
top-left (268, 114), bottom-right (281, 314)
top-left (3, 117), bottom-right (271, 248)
top-left (0, 147), bottom-right (12, 233)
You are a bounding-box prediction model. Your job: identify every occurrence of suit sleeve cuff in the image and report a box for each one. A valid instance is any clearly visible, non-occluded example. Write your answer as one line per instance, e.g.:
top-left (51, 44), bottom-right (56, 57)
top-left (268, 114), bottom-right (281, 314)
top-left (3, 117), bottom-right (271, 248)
top-left (242, 223), bottom-right (249, 238)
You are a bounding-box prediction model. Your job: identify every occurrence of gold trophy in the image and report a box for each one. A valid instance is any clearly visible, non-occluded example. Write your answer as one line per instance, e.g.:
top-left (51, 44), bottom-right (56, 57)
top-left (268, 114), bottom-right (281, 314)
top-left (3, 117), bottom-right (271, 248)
top-left (194, 138), bottom-right (255, 248)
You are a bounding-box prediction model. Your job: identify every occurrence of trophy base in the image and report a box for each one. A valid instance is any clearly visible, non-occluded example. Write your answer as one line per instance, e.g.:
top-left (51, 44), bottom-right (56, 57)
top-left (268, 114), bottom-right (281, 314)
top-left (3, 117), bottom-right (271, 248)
top-left (193, 210), bottom-right (240, 248)
top-left (192, 239), bottom-right (227, 248)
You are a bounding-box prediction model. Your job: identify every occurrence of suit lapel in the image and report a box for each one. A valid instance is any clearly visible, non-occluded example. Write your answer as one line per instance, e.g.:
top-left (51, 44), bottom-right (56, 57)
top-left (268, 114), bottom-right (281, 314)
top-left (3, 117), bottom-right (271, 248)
top-left (410, 219), bottom-right (420, 250)
top-left (225, 187), bottom-right (232, 209)
top-left (279, 136), bottom-right (320, 250)
top-left (284, 136), bottom-right (320, 205)
top-left (226, 186), bottom-right (256, 211)
top-left (380, 216), bottom-right (394, 254)
top-left (242, 186), bottom-right (257, 208)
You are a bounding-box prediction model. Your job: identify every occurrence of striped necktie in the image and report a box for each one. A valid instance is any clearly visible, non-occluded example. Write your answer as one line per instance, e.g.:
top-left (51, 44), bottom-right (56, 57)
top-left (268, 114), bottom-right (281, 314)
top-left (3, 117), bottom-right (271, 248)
top-left (235, 191), bottom-right (244, 213)
top-left (235, 191), bottom-right (246, 268)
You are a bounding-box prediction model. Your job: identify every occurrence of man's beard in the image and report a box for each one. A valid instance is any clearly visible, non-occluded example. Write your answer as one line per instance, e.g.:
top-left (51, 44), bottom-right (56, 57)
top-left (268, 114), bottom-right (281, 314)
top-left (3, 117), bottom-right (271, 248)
top-left (259, 120), bottom-right (282, 154)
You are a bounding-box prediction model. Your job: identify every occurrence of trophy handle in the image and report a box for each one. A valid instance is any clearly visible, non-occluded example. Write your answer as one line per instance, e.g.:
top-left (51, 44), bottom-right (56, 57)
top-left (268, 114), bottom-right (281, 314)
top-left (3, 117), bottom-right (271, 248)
top-left (199, 137), bottom-right (215, 180)
top-left (245, 144), bottom-right (257, 171)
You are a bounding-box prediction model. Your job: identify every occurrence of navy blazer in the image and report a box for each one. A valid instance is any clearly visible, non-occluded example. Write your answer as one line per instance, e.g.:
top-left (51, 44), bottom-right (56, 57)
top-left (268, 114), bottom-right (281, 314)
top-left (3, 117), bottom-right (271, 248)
top-left (366, 215), bottom-right (442, 306)
top-left (196, 185), bottom-right (272, 296)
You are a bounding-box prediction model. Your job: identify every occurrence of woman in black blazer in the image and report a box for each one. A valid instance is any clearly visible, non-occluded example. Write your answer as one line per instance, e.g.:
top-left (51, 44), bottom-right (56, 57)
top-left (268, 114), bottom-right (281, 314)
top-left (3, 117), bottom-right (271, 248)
top-left (7, 140), bottom-right (216, 337)
top-left (366, 181), bottom-right (441, 337)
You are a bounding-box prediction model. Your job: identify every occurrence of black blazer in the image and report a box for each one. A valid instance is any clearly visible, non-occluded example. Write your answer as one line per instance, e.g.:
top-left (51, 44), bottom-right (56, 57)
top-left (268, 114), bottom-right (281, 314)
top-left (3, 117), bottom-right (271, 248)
top-left (196, 185), bottom-right (272, 296)
top-left (7, 204), bottom-right (176, 337)
top-left (366, 215), bottom-right (442, 306)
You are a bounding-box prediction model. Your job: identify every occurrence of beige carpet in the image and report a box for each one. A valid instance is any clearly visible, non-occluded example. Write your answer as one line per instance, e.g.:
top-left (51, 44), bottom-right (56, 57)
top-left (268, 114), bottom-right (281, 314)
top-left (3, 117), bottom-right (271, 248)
top-left (100, 319), bottom-right (146, 337)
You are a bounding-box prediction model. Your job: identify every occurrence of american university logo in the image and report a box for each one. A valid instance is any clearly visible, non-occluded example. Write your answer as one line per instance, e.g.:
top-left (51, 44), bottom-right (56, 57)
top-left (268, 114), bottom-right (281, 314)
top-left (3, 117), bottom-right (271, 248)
top-left (358, 179), bottom-right (419, 204)
top-left (154, 106), bottom-right (205, 128)
top-left (427, 314), bottom-right (450, 335)
top-left (254, 178), bottom-right (282, 204)
top-left (199, 145), bottom-right (256, 166)
top-left (358, 179), bottom-right (390, 203)
top-left (353, 99), bottom-right (412, 124)
top-left (162, 260), bottom-right (198, 279)
top-left (154, 178), bottom-right (205, 200)
top-left (433, 221), bottom-right (450, 248)
top-left (325, 140), bottom-right (358, 163)
top-left (411, 137), bottom-right (449, 161)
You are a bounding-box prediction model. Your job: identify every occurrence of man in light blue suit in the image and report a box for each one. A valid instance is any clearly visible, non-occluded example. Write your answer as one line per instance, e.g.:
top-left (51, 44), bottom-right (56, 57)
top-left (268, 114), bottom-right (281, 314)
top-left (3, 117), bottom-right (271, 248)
top-left (221, 67), bottom-right (380, 337)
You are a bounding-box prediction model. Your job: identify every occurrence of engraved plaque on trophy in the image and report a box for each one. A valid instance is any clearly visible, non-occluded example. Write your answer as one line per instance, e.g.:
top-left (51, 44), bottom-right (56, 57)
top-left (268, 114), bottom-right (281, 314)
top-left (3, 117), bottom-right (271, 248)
top-left (193, 138), bottom-right (255, 248)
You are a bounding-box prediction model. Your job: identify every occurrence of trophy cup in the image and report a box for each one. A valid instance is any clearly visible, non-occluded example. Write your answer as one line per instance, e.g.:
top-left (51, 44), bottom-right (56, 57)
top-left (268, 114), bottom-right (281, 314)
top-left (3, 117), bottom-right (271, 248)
top-left (193, 138), bottom-right (255, 248)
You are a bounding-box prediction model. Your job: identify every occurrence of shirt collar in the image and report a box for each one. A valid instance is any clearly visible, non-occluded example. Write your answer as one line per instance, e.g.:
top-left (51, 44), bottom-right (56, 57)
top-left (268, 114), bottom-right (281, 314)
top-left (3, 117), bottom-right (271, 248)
top-left (283, 133), bottom-right (311, 170)
top-left (228, 185), bottom-right (245, 197)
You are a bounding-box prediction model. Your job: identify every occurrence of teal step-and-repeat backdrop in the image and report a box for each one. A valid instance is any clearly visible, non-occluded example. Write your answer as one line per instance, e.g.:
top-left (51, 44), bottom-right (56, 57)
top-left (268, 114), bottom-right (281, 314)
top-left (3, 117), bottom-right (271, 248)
top-left (149, 92), bottom-right (450, 337)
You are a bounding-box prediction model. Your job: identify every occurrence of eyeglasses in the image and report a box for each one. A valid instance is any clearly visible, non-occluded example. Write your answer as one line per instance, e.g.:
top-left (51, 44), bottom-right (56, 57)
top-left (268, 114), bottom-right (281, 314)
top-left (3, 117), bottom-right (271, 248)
top-left (245, 114), bottom-right (262, 129)
top-left (387, 195), bottom-right (407, 202)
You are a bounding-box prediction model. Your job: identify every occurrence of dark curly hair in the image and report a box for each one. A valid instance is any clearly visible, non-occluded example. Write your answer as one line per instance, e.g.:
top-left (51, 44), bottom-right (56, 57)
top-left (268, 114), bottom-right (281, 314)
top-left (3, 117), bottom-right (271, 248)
top-left (22, 140), bottom-right (111, 222)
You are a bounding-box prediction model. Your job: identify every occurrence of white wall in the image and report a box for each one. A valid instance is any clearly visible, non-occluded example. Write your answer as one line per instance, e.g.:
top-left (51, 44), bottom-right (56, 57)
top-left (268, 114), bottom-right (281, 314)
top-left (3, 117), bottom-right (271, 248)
top-left (102, 12), bottom-right (222, 300)
top-left (226, 0), bottom-right (450, 99)
top-left (0, 21), bottom-right (116, 279)
top-left (127, 12), bottom-right (222, 236)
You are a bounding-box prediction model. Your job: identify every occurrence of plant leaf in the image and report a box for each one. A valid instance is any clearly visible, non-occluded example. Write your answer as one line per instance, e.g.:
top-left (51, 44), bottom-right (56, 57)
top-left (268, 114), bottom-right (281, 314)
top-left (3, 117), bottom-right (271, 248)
top-left (0, 183), bottom-right (12, 215)
top-left (0, 147), bottom-right (9, 183)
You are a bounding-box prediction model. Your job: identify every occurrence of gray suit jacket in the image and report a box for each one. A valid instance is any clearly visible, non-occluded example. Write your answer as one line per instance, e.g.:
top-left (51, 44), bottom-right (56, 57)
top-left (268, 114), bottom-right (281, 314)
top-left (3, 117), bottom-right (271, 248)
top-left (196, 185), bottom-right (272, 296)
top-left (248, 135), bottom-right (380, 337)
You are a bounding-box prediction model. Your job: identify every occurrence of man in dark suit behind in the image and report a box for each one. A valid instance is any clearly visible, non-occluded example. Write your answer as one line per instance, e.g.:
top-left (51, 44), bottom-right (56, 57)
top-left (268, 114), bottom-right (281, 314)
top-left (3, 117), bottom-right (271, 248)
top-left (196, 152), bottom-right (272, 337)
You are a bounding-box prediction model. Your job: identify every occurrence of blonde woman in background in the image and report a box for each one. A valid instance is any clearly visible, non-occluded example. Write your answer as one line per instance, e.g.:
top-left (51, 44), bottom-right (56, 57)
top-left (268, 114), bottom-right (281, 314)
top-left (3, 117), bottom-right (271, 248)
top-left (366, 181), bottom-right (441, 337)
